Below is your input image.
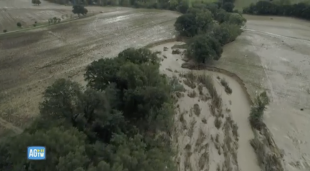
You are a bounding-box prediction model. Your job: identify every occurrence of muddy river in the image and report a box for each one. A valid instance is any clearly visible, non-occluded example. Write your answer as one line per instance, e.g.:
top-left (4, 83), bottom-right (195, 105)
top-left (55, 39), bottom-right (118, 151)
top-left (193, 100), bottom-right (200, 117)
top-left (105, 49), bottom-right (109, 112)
top-left (216, 15), bottom-right (310, 171)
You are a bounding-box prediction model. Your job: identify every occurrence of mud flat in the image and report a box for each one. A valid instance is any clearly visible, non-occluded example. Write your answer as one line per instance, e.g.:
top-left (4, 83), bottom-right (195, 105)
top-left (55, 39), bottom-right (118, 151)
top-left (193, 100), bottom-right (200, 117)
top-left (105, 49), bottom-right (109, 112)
top-left (150, 42), bottom-right (260, 171)
top-left (0, 0), bottom-right (109, 31)
top-left (214, 15), bottom-right (310, 171)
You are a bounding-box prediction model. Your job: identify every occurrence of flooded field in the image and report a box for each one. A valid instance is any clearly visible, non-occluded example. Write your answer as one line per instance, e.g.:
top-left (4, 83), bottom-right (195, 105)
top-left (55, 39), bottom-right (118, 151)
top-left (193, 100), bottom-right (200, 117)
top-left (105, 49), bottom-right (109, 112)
top-left (0, 7), bottom-right (179, 130)
top-left (215, 15), bottom-right (310, 171)
top-left (151, 42), bottom-right (260, 171)
top-left (1, 1), bottom-right (310, 170)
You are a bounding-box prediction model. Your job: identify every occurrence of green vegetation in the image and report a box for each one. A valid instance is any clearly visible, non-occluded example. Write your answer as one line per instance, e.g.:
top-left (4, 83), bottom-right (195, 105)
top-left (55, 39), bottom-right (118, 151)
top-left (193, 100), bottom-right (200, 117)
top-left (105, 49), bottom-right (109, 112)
top-left (48, 17), bottom-right (61, 24)
top-left (32, 0), bottom-right (41, 5)
top-left (3, 30), bottom-right (7, 33)
top-left (16, 22), bottom-right (22, 28)
top-left (0, 48), bottom-right (179, 171)
top-left (249, 91), bottom-right (269, 130)
top-left (220, 79), bottom-right (232, 94)
top-left (243, 1), bottom-right (310, 20)
top-left (174, 2), bottom-right (245, 63)
top-left (72, 5), bottom-right (88, 16)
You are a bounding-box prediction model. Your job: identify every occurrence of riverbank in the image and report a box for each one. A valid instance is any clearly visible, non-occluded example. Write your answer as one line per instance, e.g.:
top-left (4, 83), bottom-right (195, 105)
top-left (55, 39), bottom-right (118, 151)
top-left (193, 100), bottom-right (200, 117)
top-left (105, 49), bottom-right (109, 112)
top-left (150, 41), bottom-right (261, 171)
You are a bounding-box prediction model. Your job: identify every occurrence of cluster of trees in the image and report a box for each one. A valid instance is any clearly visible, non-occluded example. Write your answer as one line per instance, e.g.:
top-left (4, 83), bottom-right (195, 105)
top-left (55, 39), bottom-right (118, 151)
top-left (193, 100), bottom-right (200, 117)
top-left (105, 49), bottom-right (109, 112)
top-left (0, 48), bottom-right (179, 171)
top-left (243, 1), bottom-right (310, 20)
top-left (220, 0), bottom-right (236, 12)
top-left (44, 0), bottom-right (236, 12)
top-left (174, 2), bottom-right (245, 63)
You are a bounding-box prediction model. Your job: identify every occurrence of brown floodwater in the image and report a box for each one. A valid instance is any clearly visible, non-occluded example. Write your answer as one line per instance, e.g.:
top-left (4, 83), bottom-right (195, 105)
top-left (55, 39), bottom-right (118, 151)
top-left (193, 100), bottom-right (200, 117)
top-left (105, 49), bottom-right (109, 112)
top-left (215, 15), bottom-right (310, 171)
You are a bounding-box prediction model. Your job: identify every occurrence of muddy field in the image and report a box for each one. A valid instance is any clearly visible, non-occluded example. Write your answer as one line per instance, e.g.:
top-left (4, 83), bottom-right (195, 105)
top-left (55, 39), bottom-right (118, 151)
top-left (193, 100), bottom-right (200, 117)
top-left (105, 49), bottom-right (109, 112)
top-left (0, 0), bottom-right (116, 32)
top-left (215, 15), bottom-right (310, 171)
top-left (0, 7), bottom-right (179, 131)
top-left (151, 42), bottom-right (260, 171)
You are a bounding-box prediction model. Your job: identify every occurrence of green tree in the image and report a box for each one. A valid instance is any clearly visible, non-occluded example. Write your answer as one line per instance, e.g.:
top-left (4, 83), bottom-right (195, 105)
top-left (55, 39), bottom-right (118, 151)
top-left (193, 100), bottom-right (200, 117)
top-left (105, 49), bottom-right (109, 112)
top-left (91, 133), bottom-right (176, 171)
top-left (222, 2), bottom-right (234, 12)
top-left (214, 9), bottom-right (229, 24)
top-left (187, 34), bottom-right (222, 63)
top-left (32, 0), bottom-right (41, 5)
top-left (212, 22), bottom-right (242, 45)
top-left (174, 9), bottom-right (213, 37)
top-left (0, 48), bottom-right (177, 171)
top-left (0, 127), bottom-right (88, 171)
top-left (85, 58), bottom-right (122, 90)
top-left (72, 5), bottom-right (88, 16)
top-left (36, 79), bottom-right (124, 143)
top-left (227, 13), bottom-right (246, 26)
top-left (16, 22), bottom-right (22, 28)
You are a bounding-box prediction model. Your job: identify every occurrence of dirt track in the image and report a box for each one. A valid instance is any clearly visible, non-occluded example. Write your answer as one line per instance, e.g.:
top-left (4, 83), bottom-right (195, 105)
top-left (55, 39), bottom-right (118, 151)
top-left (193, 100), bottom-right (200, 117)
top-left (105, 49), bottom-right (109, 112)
top-left (0, 5), bottom-right (179, 131)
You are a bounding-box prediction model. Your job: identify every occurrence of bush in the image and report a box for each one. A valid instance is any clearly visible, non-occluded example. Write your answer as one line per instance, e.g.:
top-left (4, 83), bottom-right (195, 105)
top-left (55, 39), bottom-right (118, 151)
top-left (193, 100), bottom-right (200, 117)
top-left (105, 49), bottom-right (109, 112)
top-left (3, 29), bottom-right (7, 33)
top-left (220, 79), bottom-right (232, 94)
top-left (72, 5), bottom-right (88, 16)
top-left (17, 22), bottom-right (22, 27)
top-left (249, 91), bottom-right (269, 130)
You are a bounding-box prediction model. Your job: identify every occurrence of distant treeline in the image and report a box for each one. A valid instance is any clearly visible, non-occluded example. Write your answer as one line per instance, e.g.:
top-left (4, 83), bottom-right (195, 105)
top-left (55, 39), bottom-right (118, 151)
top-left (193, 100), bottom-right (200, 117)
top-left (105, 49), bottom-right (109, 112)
top-left (243, 1), bottom-right (310, 20)
top-left (45, 0), bottom-right (236, 12)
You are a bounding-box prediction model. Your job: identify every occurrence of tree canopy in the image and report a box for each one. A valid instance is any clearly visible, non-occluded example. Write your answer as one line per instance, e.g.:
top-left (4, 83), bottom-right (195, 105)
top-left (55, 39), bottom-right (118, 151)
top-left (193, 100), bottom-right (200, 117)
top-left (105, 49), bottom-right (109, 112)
top-left (32, 0), bottom-right (41, 5)
top-left (174, 2), bottom-right (245, 63)
top-left (73, 5), bottom-right (88, 16)
top-left (243, 1), bottom-right (310, 20)
top-left (0, 48), bottom-right (178, 171)
top-left (187, 34), bottom-right (222, 63)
